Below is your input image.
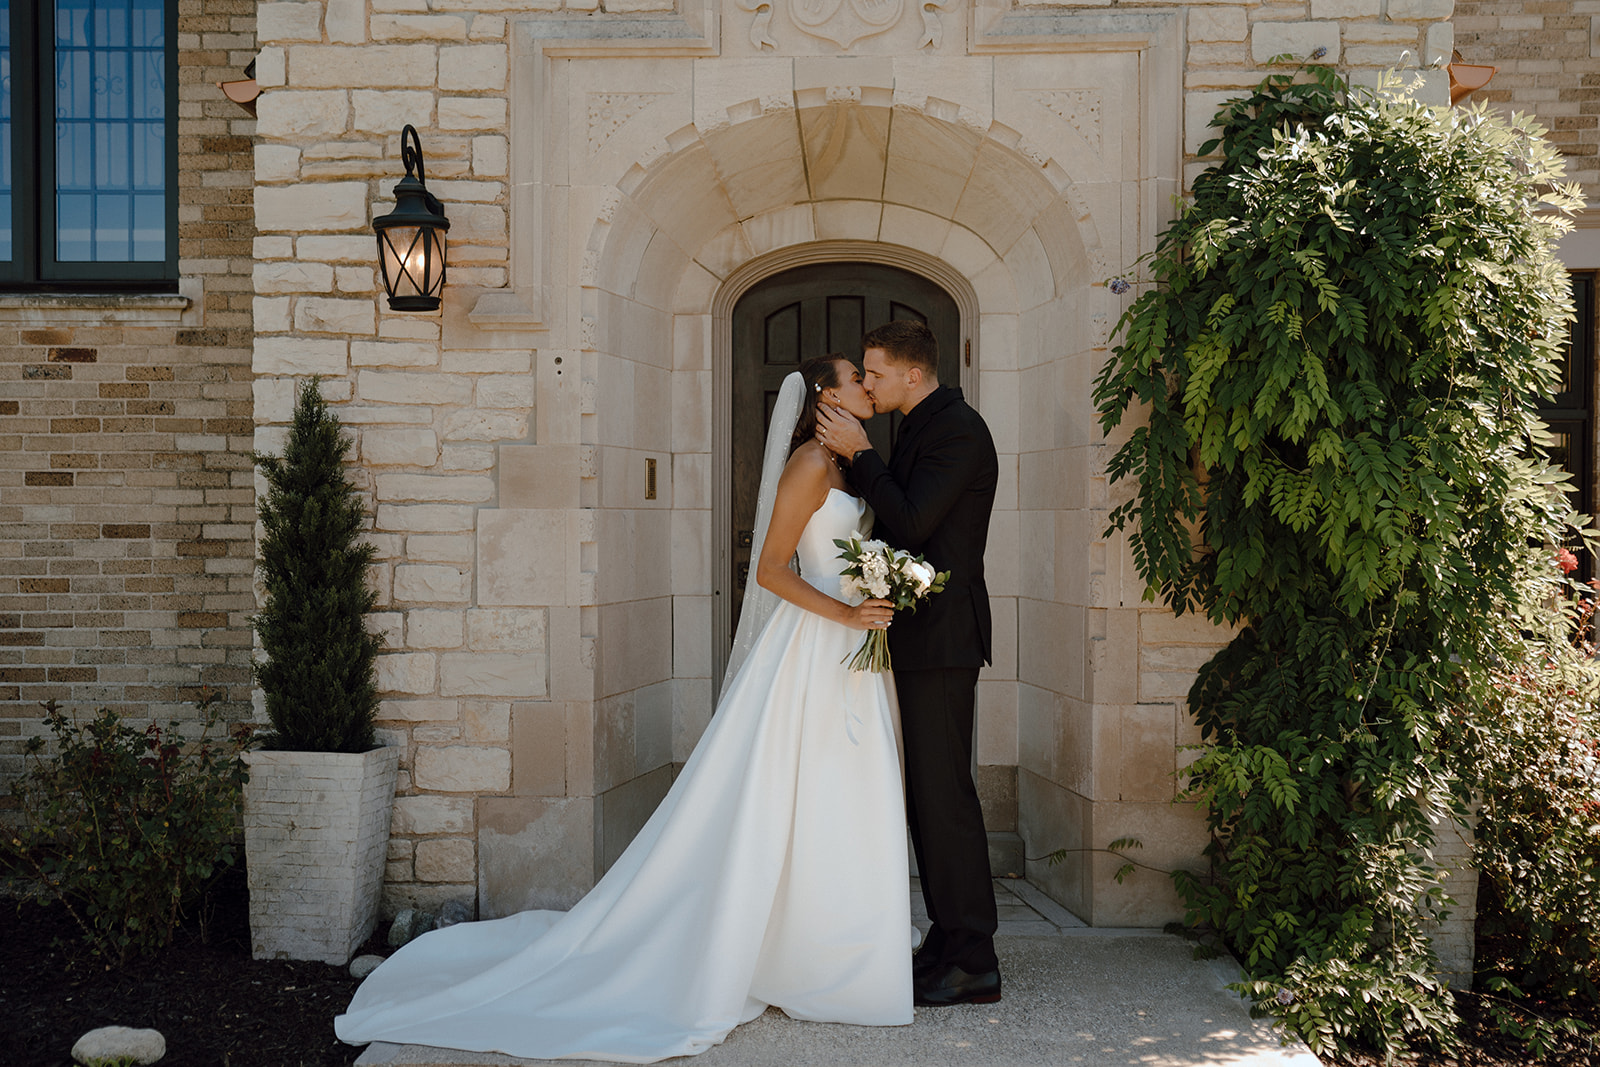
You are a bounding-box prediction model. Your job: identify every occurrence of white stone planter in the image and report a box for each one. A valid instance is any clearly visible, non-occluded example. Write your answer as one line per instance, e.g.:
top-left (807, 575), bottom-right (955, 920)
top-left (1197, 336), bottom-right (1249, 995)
top-left (242, 746), bottom-right (401, 964)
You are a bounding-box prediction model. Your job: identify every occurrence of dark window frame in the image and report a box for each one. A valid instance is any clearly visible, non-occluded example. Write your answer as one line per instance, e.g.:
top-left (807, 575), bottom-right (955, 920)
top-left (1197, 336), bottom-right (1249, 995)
top-left (1541, 270), bottom-right (1597, 580)
top-left (1, 0), bottom-right (179, 291)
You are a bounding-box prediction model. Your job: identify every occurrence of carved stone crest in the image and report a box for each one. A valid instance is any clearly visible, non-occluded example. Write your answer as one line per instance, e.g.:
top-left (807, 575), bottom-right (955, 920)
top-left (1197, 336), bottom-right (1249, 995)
top-left (738, 0), bottom-right (949, 51)
top-left (791, 0), bottom-right (902, 48)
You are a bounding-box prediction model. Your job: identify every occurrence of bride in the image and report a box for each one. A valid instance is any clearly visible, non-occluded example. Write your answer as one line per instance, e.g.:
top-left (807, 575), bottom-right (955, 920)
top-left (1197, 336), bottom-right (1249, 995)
top-left (335, 355), bottom-right (912, 1062)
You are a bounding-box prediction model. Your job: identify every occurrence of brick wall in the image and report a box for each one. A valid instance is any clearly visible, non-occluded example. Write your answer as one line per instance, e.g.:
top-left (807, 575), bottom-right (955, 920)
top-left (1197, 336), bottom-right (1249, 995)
top-left (0, 0), bottom-right (258, 794)
top-left (1454, 0), bottom-right (1600, 191)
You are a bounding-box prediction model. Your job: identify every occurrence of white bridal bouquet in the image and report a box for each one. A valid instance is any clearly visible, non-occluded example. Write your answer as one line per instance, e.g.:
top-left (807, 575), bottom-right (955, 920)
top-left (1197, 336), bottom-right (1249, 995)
top-left (834, 535), bottom-right (950, 672)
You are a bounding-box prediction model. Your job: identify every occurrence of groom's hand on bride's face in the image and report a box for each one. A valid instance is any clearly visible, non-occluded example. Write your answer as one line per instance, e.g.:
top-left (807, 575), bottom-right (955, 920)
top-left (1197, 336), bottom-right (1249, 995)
top-left (816, 404), bottom-right (870, 458)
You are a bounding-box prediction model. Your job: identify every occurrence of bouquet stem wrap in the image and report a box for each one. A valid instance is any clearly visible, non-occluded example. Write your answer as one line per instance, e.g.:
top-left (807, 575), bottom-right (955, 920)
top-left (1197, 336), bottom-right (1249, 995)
top-left (833, 535), bottom-right (950, 673)
top-left (847, 628), bottom-right (892, 672)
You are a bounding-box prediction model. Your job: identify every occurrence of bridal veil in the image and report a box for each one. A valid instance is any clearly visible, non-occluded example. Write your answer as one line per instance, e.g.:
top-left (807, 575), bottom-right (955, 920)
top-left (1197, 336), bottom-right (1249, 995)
top-left (722, 370), bottom-right (803, 689)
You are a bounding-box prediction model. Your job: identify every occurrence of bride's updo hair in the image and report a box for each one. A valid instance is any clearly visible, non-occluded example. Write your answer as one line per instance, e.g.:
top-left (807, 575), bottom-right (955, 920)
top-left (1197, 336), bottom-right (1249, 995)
top-left (789, 354), bottom-right (851, 456)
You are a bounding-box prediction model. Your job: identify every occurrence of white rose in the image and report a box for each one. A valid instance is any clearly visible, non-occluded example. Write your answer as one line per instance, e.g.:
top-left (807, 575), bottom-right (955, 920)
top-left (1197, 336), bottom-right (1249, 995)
top-left (840, 575), bottom-right (862, 600)
top-left (906, 561), bottom-right (934, 594)
top-left (861, 539), bottom-right (888, 554)
top-left (867, 578), bottom-right (890, 599)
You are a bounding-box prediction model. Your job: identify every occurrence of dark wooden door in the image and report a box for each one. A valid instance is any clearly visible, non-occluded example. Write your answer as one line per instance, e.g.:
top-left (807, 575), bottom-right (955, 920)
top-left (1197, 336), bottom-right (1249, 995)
top-left (728, 262), bottom-right (961, 638)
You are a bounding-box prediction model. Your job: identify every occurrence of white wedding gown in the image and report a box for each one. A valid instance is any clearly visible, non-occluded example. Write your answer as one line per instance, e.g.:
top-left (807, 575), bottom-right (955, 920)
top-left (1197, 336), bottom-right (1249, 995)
top-left (336, 488), bottom-right (912, 1061)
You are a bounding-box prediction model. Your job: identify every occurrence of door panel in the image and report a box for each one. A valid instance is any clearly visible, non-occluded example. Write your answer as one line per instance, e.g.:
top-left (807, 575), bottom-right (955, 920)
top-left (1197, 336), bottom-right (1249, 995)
top-left (727, 262), bottom-right (961, 640)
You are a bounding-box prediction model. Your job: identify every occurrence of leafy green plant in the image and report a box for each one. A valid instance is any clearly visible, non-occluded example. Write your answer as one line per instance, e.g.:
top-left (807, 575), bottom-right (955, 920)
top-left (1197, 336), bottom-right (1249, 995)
top-left (2, 690), bottom-right (252, 964)
top-left (253, 376), bottom-right (382, 753)
top-left (1458, 568), bottom-right (1600, 1002)
top-left (1094, 66), bottom-right (1587, 1058)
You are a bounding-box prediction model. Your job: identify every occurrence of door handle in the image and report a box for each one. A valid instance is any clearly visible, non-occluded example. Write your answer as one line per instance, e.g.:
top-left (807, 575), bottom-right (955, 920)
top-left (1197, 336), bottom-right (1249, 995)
top-left (737, 529), bottom-right (753, 548)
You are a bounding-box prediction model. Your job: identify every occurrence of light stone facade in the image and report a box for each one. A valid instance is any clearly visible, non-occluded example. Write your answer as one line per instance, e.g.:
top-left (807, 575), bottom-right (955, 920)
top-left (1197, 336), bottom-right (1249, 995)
top-left (252, 0), bottom-right (1455, 925)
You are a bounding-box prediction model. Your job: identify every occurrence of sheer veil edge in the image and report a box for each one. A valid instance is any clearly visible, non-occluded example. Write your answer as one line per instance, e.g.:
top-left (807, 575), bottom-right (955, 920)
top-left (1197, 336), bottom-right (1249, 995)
top-left (721, 371), bottom-right (804, 692)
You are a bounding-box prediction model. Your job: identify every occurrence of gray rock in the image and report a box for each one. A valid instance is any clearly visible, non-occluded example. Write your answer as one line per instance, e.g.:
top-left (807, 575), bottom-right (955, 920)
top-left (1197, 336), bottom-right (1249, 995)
top-left (436, 899), bottom-right (473, 928)
top-left (349, 953), bottom-right (386, 979)
top-left (72, 1026), bottom-right (166, 1066)
top-left (387, 907), bottom-right (420, 947)
top-left (388, 906), bottom-right (442, 947)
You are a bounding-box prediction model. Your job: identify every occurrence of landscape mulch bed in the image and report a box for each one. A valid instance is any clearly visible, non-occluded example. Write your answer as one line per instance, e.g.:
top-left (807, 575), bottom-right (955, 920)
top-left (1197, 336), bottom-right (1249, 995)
top-left (5, 865), bottom-right (1600, 1067)
top-left (1, 865), bottom-right (372, 1067)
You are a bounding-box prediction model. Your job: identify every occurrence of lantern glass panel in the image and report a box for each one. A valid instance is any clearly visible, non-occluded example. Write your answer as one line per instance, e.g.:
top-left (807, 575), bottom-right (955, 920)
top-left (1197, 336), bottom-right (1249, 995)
top-left (377, 223), bottom-right (446, 310)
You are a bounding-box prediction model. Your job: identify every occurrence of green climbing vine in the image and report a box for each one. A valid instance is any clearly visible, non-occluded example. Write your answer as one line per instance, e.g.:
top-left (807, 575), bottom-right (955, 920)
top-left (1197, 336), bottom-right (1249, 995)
top-left (1094, 66), bottom-right (1594, 1057)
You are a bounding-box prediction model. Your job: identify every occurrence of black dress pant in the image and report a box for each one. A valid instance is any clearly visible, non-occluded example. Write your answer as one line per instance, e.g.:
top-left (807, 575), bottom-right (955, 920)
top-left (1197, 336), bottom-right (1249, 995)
top-left (896, 666), bottom-right (998, 974)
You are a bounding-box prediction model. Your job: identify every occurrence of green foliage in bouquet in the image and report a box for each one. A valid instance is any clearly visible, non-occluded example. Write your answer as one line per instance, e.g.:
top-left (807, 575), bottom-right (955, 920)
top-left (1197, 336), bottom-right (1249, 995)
top-left (2, 691), bottom-right (252, 964)
top-left (1094, 65), bottom-right (1590, 1057)
top-left (253, 377), bottom-right (382, 753)
top-left (834, 535), bottom-right (949, 672)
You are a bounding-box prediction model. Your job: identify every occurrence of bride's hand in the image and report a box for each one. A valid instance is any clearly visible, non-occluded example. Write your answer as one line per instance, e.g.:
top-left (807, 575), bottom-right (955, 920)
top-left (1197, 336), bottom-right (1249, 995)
top-left (844, 598), bottom-right (893, 631)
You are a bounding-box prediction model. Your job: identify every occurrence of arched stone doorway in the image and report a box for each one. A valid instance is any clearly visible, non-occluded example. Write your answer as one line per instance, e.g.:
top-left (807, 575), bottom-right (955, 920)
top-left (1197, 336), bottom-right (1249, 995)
top-left (568, 79), bottom-right (1203, 926)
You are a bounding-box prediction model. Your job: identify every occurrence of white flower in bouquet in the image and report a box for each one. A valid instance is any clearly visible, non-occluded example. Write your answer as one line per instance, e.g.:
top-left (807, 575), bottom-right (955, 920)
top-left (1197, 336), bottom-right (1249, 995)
top-left (832, 534), bottom-right (951, 672)
top-left (903, 559), bottom-right (935, 595)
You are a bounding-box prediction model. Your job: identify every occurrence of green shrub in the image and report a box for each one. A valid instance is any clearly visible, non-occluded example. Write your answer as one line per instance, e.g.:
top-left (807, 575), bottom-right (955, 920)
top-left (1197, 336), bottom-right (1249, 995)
top-left (1094, 66), bottom-right (1589, 1058)
top-left (1460, 570), bottom-right (1600, 1001)
top-left (2, 690), bottom-right (252, 964)
top-left (252, 376), bottom-right (382, 753)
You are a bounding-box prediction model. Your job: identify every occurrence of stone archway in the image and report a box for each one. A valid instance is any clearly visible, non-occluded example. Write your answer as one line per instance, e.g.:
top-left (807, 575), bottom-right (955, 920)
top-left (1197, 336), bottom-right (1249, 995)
top-left (572, 80), bottom-right (1202, 926)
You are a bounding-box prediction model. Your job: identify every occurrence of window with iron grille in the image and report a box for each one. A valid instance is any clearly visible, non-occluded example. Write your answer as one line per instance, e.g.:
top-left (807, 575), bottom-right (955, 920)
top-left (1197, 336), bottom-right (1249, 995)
top-left (0, 0), bottom-right (178, 289)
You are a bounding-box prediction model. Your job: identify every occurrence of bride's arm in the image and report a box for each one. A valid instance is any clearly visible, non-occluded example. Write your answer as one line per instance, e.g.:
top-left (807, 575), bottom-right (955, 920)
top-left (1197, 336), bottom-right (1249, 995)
top-left (757, 447), bottom-right (893, 632)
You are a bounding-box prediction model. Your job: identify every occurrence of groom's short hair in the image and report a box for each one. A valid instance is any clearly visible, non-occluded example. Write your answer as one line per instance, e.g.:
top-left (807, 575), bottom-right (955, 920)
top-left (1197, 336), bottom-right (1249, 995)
top-left (863, 320), bottom-right (938, 379)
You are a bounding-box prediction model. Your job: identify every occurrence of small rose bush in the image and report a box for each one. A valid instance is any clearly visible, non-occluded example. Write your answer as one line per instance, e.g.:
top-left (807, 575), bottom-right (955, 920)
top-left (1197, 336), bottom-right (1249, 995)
top-left (3, 690), bottom-right (254, 964)
top-left (1458, 563), bottom-right (1600, 1003)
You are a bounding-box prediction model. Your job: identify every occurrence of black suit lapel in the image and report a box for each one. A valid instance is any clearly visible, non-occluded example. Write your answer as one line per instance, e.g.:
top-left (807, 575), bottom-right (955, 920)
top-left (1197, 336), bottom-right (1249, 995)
top-left (889, 386), bottom-right (959, 470)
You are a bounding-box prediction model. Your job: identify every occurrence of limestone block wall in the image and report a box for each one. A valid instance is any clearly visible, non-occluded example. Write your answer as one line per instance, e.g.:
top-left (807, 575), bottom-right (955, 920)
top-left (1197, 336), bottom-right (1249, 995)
top-left (249, 0), bottom-right (1457, 925)
top-left (253, 1), bottom-right (579, 918)
top-left (0, 0), bottom-right (257, 797)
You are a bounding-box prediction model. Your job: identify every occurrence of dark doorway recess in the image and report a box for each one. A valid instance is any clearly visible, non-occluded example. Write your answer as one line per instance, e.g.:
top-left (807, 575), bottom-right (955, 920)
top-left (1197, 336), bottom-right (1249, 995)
top-left (727, 262), bottom-right (961, 637)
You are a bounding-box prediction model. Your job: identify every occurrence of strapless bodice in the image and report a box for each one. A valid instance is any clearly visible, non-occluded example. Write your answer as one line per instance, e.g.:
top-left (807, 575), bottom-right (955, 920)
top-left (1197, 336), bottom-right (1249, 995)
top-left (795, 488), bottom-right (869, 594)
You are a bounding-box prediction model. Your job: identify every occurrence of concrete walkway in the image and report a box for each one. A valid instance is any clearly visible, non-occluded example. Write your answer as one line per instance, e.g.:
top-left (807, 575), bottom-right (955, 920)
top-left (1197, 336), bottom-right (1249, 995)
top-left (354, 879), bottom-right (1322, 1067)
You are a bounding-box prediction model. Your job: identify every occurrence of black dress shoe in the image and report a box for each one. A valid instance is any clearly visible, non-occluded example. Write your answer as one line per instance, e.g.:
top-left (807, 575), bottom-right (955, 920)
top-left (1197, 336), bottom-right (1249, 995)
top-left (914, 962), bottom-right (1002, 1006)
top-left (912, 946), bottom-right (940, 980)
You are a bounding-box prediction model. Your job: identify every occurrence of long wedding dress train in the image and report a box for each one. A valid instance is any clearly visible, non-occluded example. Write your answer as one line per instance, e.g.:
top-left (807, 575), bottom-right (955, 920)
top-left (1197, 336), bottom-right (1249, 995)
top-left (335, 488), bottom-right (912, 1061)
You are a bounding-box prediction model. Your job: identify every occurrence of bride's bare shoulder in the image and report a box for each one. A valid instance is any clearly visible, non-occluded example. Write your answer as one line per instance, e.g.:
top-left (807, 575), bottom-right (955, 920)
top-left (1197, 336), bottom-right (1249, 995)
top-left (785, 440), bottom-right (832, 475)
top-left (776, 442), bottom-right (833, 500)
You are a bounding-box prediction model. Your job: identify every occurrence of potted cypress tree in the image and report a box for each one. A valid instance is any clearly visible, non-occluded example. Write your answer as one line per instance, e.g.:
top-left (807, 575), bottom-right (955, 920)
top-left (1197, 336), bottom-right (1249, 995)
top-left (243, 377), bottom-right (399, 964)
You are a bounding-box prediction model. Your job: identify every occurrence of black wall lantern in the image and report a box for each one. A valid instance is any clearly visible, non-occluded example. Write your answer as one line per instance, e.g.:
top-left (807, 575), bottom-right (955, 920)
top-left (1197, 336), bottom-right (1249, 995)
top-left (373, 125), bottom-right (450, 312)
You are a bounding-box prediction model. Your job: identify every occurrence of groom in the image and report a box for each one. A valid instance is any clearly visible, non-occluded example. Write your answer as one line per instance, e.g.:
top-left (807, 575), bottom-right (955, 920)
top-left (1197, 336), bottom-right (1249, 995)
top-left (816, 320), bottom-right (1001, 1007)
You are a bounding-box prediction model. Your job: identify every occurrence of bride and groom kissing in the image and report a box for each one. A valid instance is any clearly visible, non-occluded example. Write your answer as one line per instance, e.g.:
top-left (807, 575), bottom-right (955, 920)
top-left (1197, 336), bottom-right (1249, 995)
top-left (337, 319), bottom-right (1002, 1062)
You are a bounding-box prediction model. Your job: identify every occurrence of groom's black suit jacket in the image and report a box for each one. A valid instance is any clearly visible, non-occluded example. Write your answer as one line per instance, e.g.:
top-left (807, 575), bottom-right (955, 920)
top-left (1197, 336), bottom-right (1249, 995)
top-left (847, 386), bottom-right (998, 671)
